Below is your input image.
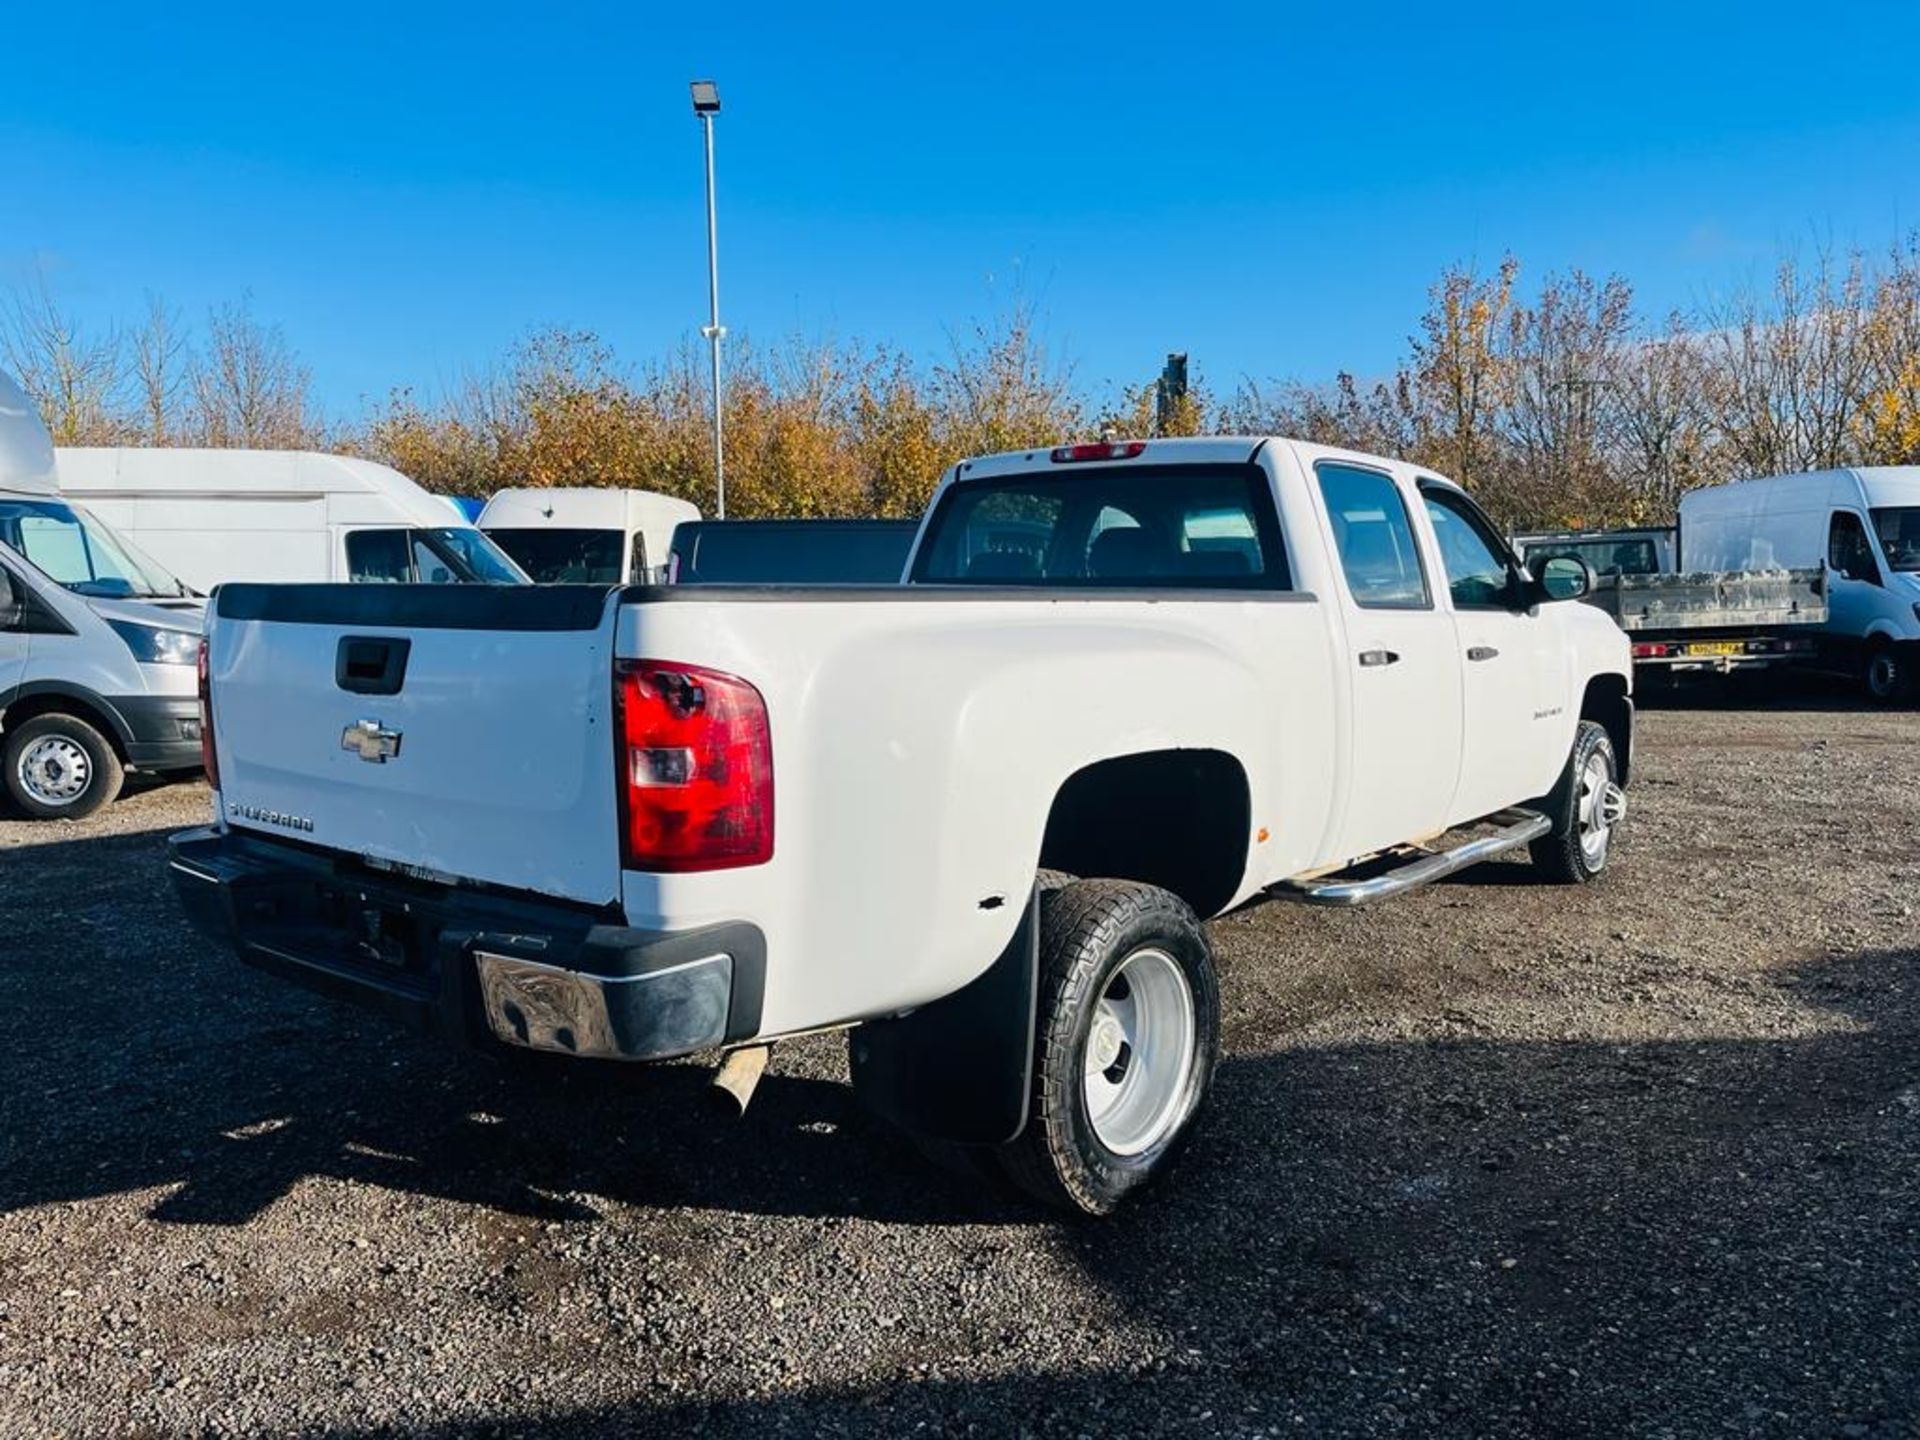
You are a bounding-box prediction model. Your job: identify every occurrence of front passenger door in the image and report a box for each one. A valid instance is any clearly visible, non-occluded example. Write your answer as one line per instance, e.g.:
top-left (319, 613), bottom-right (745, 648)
top-left (0, 560), bottom-right (31, 699)
top-left (1825, 509), bottom-right (1885, 660)
top-left (1418, 484), bottom-right (1569, 822)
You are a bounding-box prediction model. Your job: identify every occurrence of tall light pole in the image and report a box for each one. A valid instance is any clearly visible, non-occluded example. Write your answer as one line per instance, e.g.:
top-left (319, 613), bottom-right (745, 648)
top-left (690, 79), bottom-right (726, 518)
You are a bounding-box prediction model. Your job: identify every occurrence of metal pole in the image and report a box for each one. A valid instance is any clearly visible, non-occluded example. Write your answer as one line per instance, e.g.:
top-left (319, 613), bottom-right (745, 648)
top-left (699, 112), bottom-right (726, 519)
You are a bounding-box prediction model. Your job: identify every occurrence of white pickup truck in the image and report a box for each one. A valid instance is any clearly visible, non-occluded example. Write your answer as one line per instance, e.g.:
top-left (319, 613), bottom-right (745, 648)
top-left (171, 437), bottom-right (1633, 1214)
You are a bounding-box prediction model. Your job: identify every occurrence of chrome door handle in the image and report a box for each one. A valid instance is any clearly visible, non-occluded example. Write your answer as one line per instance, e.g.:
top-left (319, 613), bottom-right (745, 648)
top-left (1467, 646), bottom-right (1500, 662)
top-left (1358, 649), bottom-right (1400, 668)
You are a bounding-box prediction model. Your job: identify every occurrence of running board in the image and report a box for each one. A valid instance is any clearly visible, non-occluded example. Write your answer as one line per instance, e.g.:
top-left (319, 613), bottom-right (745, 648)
top-left (1271, 808), bottom-right (1551, 908)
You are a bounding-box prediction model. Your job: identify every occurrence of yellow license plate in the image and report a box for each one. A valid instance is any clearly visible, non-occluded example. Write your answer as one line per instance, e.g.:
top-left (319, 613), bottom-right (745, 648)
top-left (1687, 641), bottom-right (1749, 657)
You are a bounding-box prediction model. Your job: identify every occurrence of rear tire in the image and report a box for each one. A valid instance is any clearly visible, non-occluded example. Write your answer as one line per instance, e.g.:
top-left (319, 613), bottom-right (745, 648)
top-left (996, 880), bottom-right (1219, 1216)
top-left (1528, 720), bottom-right (1621, 885)
top-left (4, 713), bottom-right (124, 820)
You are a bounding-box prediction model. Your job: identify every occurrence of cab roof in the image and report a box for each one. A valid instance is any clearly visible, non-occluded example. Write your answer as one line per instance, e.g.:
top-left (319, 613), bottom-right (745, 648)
top-left (948, 435), bottom-right (1467, 493)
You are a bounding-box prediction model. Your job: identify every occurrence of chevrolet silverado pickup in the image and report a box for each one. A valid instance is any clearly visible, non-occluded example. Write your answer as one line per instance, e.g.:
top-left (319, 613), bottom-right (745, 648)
top-left (172, 437), bottom-right (1633, 1214)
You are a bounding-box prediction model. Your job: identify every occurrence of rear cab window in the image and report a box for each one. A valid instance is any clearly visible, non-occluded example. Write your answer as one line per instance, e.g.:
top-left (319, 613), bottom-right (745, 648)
top-left (910, 463), bottom-right (1290, 588)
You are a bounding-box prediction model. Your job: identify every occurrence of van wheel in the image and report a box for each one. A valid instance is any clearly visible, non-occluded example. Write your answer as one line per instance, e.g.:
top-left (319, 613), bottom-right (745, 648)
top-left (1529, 720), bottom-right (1623, 884)
top-left (996, 880), bottom-right (1219, 1216)
top-left (1863, 641), bottom-right (1906, 704)
top-left (4, 713), bottom-right (124, 820)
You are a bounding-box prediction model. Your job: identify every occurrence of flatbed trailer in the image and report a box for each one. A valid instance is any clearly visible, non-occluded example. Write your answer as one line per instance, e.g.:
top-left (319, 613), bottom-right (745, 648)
top-left (1515, 530), bottom-right (1826, 679)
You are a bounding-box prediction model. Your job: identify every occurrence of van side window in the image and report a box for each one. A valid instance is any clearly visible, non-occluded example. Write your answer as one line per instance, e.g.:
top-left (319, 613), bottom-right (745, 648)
top-left (1828, 512), bottom-right (1881, 585)
top-left (1313, 463), bottom-right (1430, 608)
top-left (346, 529), bottom-right (411, 584)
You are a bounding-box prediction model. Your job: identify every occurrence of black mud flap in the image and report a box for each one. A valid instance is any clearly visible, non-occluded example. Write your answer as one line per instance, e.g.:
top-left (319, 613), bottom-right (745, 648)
top-left (847, 887), bottom-right (1039, 1145)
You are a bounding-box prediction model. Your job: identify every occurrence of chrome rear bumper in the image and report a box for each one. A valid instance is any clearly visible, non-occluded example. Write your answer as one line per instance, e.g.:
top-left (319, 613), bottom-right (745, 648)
top-left (474, 948), bottom-right (734, 1060)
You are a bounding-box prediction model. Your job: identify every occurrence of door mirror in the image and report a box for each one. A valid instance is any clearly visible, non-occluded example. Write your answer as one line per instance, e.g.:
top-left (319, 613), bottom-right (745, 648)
top-left (1528, 553), bottom-right (1592, 602)
top-left (0, 569), bottom-right (22, 630)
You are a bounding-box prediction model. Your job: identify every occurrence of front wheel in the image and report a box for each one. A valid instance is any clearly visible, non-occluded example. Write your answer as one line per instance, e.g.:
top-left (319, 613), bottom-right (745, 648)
top-left (996, 879), bottom-right (1220, 1215)
top-left (1863, 640), bottom-right (1907, 705)
top-left (1528, 720), bottom-right (1623, 884)
top-left (4, 712), bottom-right (124, 820)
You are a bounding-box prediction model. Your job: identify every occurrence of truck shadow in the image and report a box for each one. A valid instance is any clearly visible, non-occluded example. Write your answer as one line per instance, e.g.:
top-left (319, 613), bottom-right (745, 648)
top-left (2, 831), bottom-right (1914, 1237)
top-left (1635, 669), bottom-right (1888, 713)
top-left (0, 827), bottom-right (1016, 1227)
top-left (6, 826), bottom-right (1918, 1432)
top-left (308, 942), bottom-right (1916, 1438)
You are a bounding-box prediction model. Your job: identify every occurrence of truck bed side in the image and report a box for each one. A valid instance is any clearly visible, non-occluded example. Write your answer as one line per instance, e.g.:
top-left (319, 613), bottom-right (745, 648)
top-left (610, 586), bottom-right (1339, 1036)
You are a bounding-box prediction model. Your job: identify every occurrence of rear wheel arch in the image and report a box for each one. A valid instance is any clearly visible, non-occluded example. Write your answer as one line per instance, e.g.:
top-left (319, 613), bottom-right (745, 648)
top-left (1036, 748), bottom-right (1252, 918)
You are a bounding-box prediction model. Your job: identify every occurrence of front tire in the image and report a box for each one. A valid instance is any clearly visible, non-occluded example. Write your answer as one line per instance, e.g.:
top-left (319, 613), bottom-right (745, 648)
top-left (1528, 720), bottom-right (1623, 884)
top-left (996, 880), bottom-right (1220, 1215)
top-left (4, 713), bottom-right (124, 820)
top-left (1863, 640), bottom-right (1907, 705)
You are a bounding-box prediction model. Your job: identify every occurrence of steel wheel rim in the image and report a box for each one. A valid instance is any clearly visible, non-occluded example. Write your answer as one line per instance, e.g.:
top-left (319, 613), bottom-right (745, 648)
top-left (18, 735), bottom-right (92, 806)
top-left (1575, 751), bottom-right (1618, 866)
top-left (1083, 946), bottom-right (1195, 1157)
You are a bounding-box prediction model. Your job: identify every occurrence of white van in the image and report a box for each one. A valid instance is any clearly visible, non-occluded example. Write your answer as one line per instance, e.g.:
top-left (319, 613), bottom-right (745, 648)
top-left (1, 372), bottom-right (205, 818)
top-left (477, 487), bottom-right (700, 585)
top-left (1680, 466), bottom-right (1920, 700)
top-left (55, 447), bottom-right (527, 591)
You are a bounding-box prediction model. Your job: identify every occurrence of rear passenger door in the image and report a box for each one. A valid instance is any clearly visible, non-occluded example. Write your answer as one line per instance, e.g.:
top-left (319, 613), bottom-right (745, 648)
top-left (1418, 483), bottom-right (1568, 820)
top-left (1311, 461), bottom-right (1463, 861)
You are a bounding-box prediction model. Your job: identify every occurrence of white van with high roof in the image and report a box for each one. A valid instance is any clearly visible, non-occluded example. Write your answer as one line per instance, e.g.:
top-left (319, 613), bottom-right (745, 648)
top-left (1680, 467), bottom-right (1920, 701)
top-left (55, 447), bottom-right (528, 592)
top-left (0, 372), bottom-right (205, 818)
top-left (478, 486), bottom-right (699, 585)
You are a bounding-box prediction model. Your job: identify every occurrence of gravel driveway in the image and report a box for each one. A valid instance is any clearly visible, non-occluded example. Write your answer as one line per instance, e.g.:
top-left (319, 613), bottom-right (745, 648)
top-left (1, 697), bottom-right (1916, 1438)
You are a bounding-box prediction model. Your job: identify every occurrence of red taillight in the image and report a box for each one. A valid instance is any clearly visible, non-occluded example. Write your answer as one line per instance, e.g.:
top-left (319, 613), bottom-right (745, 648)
top-left (197, 637), bottom-right (220, 791)
top-left (1631, 642), bottom-right (1671, 659)
top-left (615, 660), bottom-right (772, 871)
top-left (1050, 441), bottom-right (1147, 463)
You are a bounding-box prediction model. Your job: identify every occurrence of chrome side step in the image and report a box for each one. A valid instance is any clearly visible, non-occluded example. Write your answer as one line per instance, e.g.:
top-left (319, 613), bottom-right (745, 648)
top-left (1271, 808), bottom-right (1551, 908)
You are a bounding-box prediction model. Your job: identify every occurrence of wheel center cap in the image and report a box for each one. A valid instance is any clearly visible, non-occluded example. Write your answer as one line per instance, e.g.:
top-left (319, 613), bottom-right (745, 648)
top-left (1091, 1014), bottom-right (1124, 1070)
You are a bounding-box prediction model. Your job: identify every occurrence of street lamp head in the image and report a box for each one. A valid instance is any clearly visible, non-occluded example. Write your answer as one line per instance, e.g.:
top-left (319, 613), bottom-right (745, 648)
top-left (689, 79), bottom-right (721, 115)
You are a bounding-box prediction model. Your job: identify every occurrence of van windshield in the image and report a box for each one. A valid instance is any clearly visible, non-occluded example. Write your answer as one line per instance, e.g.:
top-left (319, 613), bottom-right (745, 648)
top-left (1871, 508), bottom-right (1920, 572)
top-left (485, 527), bottom-right (625, 584)
top-left (425, 527), bottom-right (528, 584)
top-left (0, 498), bottom-right (192, 599)
top-left (1522, 537), bottom-right (1664, 577)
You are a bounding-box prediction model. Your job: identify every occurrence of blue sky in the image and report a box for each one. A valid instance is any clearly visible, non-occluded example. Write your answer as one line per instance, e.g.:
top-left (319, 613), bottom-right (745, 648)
top-left (4, 2), bottom-right (1918, 418)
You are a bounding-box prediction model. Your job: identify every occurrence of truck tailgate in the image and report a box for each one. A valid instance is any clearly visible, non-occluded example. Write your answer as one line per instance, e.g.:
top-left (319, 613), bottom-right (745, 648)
top-left (206, 584), bottom-right (622, 906)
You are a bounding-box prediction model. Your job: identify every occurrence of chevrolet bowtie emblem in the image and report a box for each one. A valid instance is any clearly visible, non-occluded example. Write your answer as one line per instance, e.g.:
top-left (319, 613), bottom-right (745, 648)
top-left (341, 718), bottom-right (403, 763)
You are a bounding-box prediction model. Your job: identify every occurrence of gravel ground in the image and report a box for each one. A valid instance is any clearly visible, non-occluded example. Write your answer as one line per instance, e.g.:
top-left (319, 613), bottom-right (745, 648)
top-left (1, 695), bottom-right (1917, 1438)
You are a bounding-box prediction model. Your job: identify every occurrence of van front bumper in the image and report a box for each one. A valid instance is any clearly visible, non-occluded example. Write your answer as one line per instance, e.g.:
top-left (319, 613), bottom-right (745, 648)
top-left (113, 695), bottom-right (204, 771)
top-left (168, 827), bottom-right (765, 1061)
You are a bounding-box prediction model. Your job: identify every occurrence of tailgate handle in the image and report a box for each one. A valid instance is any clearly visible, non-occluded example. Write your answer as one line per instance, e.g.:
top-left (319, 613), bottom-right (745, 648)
top-left (336, 636), bottom-right (412, 696)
